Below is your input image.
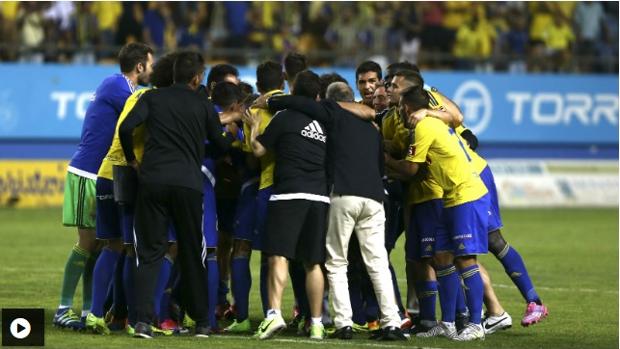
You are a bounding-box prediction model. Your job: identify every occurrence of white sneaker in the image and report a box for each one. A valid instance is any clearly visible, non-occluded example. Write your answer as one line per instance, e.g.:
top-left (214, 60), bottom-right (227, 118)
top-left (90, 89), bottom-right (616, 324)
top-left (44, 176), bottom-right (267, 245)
top-left (254, 315), bottom-right (286, 340)
top-left (416, 321), bottom-right (457, 339)
top-left (455, 323), bottom-right (485, 341)
top-left (482, 312), bottom-right (512, 334)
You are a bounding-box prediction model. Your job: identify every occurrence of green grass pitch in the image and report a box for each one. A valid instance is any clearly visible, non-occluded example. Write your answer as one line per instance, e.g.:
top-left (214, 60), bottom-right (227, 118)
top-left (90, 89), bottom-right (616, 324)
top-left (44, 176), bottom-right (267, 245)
top-left (0, 207), bottom-right (617, 349)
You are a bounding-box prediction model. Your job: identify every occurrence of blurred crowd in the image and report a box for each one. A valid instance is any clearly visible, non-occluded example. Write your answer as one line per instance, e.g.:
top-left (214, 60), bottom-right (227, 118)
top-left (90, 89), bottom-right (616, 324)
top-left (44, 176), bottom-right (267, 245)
top-left (0, 1), bottom-right (617, 73)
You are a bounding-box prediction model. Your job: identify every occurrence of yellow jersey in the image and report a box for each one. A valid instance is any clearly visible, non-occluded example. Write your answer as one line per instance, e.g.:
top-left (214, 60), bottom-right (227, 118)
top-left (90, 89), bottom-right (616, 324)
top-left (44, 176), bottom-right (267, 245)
top-left (405, 117), bottom-right (487, 208)
top-left (242, 89), bottom-right (284, 189)
top-left (406, 88), bottom-right (448, 205)
top-left (454, 125), bottom-right (487, 174)
top-left (382, 107), bottom-right (411, 159)
top-left (97, 88), bottom-right (150, 180)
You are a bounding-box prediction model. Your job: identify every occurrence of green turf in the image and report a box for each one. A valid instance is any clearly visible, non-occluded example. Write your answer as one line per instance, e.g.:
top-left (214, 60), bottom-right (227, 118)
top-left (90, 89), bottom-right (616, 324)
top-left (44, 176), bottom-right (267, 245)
top-left (0, 207), bottom-right (617, 349)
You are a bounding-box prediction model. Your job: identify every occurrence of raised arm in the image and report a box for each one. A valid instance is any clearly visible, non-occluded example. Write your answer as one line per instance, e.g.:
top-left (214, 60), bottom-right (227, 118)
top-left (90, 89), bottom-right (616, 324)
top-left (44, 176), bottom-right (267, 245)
top-left (267, 95), bottom-right (331, 124)
top-left (337, 102), bottom-right (375, 121)
top-left (205, 102), bottom-right (235, 152)
top-left (241, 109), bottom-right (267, 157)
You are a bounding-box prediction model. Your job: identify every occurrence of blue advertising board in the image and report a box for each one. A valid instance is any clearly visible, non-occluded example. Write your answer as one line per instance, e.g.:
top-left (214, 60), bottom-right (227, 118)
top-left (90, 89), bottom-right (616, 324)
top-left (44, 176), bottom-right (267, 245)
top-left (0, 64), bottom-right (617, 144)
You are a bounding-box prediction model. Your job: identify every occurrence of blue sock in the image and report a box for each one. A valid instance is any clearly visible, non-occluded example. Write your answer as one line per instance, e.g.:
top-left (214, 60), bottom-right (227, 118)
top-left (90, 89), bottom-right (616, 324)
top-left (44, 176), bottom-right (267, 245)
top-left (207, 253), bottom-right (219, 328)
top-left (459, 264), bottom-right (484, 324)
top-left (498, 245), bottom-right (541, 304)
top-left (231, 256), bottom-right (251, 321)
top-left (456, 279), bottom-right (468, 315)
top-left (259, 254), bottom-right (269, 316)
top-left (90, 248), bottom-right (122, 317)
top-left (218, 279), bottom-right (230, 306)
top-left (416, 281), bottom-right (438, 321)
top-left (112, 254), bottom-right (127, 319)
top-left (123, 255), bottom-right (136, 326)
top-left (435, 264), bottom-right (459, 323)
top-left (153, 256), bottom-right (173, 322)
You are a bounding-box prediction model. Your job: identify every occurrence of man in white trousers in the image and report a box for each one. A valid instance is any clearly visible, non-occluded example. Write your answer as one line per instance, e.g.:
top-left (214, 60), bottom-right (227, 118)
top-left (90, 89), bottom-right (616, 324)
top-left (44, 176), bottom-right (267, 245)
top-left (266, 82), bottom-right (405, 341)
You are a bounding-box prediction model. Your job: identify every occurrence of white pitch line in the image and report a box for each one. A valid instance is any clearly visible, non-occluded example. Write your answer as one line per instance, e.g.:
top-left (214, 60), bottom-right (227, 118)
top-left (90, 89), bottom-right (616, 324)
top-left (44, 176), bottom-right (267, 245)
top-left (396, 278), bottom-right (618, 294)
top-left (490, 283), bottom-right (618, 295)
top-left (213, 335), bottom-right (447, 349)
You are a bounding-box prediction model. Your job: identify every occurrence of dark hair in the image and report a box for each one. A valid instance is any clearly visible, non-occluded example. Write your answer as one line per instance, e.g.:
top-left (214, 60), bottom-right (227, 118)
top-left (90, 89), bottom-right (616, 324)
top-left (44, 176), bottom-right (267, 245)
top-left (150, 52), bottom-right (178, 88)
top-left (326, 82), bottom-right (354, 102)
top-left (394, 69), bottom-right (424, 88)
top-left (211, 81), bottom-right (244, 109)
top-left (355, 60), bottom-right (382, 81)
top-left (238, 81), bottom-right (254, 96)
top-left (173, 51), bottom-right (205, 84)
top-left (292, 70), bottom-right (321, 99)
top-left (118, 42), bottom-right (153, 73)
top-left (256, 60), bottom-right (284, 93)
top-left (242, 93), bottom-right (260, 109)
top-left (319, 72), bottom-right (348, 99)
top-left (284, 52), bottom-right (308, 82)
top-left (400, 86), bottom-right (430, 111)
top-left (385, 61), bottom-right (420, 81)
top-left (207, 64), bottom-right (239, 89)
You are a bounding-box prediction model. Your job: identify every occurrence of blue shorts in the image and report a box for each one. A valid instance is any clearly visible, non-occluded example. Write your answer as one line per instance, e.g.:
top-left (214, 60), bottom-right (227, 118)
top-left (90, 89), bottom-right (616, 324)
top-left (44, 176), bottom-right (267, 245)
top-left (406, 199), bottom-right (445, 261)
top-left (233, 179), bottom-right (259, 241)
top-left (440, 194), bottom-right (491, 257)
top-left (384, 180), bottom-right (404, 251)
top-left (480, 166), bottom-right (503, 232)
top-left (252, 186), bottom-right (273, 251)
top-left (96, 178), bottom-right (122, 240)
top-left (203, 176), bottom-right (218, 248)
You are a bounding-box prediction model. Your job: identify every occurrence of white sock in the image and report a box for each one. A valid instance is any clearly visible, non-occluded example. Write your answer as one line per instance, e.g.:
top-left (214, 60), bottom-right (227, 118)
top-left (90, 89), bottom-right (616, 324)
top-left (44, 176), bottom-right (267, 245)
top-left (81, 310), bottom-right (90, 318)
top-left (58, 305), bottom-right (70, 310)
top-left (311, 317), bottom-right (322, 325)
top-left (266, 309), bottom-right (281, 320)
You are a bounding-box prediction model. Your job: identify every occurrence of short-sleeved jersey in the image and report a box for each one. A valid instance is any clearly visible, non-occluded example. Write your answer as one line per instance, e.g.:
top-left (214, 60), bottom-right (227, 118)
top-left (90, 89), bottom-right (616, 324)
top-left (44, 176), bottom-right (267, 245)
top-left (69, 74), bottom-right (135, 178)
top-left (405, 117), bottom-right (487, 208)
top-left (382, 107), bottom-right (411, 159)
top-left (98, 88), bottom-right (150, 180)
top-left (405, 86), bottom-right (446, 205)
top-left (242, 89), bottom-right (284, 189)
top-left (256, 109), bottom-right (328, 200)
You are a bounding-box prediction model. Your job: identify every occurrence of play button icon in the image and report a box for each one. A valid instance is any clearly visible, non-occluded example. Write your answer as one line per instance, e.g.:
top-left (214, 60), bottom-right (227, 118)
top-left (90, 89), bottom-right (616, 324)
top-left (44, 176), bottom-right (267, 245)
top-left (9, 318), bottom-right (31, 339)
top-left (2, 308), bottom-right (44, 346)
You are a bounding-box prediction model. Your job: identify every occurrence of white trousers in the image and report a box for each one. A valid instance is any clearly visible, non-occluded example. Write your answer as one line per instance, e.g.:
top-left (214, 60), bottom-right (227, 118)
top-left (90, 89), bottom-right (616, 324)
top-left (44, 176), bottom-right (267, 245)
top-left (325, 195), bottom-right (401, 329)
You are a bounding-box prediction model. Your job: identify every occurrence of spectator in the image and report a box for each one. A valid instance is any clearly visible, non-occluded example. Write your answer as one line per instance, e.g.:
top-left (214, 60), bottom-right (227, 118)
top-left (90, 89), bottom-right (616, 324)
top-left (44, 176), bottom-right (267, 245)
top-left (574, 2), bottom-right (605, 71)
top-left (18, 2), bottom-right (45, 62)
top-left (1, 1), bottom-right (20, 60)
top-left (502, 11), bottom-right (529, 73)
top-left (543, 13), bottom-right (575, 72)
top-left (116, 2), bottom-right (144, 46)
top-left (142, 2), bottom-right (166, 49)
top-left (91, 1), bottom-right (122, 59)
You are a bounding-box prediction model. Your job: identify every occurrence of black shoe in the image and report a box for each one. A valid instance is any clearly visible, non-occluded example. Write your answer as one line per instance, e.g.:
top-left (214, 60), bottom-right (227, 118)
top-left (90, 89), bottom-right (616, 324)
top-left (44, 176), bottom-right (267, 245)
top-left (381, 326), bottom-right (407, 341)
top-left (368, 328), bottom-right (384, 340)
top-left (194, 326), bottom-right (211, 338)
top-left (409, 322), bottom-right (434, 335)
top-left (330, 326), bottom-right (353, 340)
top-left (456, 312), bottom-right (469, 332)
top-left (133, 322), bottom-right (153, 339)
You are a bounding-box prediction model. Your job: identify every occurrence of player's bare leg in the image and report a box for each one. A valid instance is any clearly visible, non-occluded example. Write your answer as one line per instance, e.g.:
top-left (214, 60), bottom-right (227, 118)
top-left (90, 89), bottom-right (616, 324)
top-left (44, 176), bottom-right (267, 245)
top-left (479, 263), bottom-right (512, 334)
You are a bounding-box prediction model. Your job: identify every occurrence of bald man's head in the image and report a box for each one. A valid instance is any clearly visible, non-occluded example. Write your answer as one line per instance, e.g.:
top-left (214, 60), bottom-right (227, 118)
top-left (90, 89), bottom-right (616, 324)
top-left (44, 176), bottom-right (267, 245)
top-left (326, 82), bottom-right (354, 102)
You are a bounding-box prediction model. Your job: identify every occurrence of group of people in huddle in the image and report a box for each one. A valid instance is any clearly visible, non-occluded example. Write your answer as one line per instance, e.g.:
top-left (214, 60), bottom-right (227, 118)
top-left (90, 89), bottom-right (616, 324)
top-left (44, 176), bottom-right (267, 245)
top-left (53, 42), bottom-right (548, 342)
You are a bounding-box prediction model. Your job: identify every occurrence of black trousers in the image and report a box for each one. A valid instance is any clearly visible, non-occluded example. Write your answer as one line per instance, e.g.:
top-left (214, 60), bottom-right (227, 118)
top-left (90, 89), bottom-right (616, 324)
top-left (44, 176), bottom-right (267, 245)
top-left (133, 182), bottom-right (209, 327)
